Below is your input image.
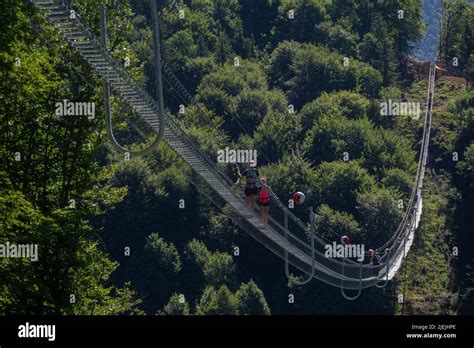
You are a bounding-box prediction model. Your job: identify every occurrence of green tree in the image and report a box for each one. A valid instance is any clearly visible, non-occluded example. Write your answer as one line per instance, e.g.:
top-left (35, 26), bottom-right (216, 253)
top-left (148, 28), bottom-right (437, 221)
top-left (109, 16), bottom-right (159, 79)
top-left (359, 28), bottom-right (398, 85)
top-left (355, 63), bottom-right (383, 99)
top-left (199, 212), bottom-right (239, 250)
top-left (285, 44), bottom-right (357, 107)
top-left (203, 252), bottom-right (237, 287)
top-left (197, 60), bottom-right (280, 140)
top-left (268, 42), bottom-right (381, 107)
top-left (0, 0), bottom-right (138, 315)
top-left (381, 168), bottom-right (414, 197)
top-left (181, 56), bottom-right (217, 93)
top-left (196, 285), bottom-right (238, 315)
top-left (229, 88), bottom-right (273, 133)
top-left (356, 188), bottom-right (403, 246)
top-left (183, 239), bottom-right (238, 295)
top-left (299, 91), bottom-right (370, 131)
top-left (254, 110), bottom-right (302, 163)
top-left (310, 161), bottom-right (375, 213)
top-left (303, 113), bottom-right (415, 176)
top-left (259, 152), bottom-right (316, 205)
top-left (315, 204), bottom-right (361, 243)
top-left (316, 21), bottom-right (358, 56)
top-left (272, 0), bottom-right (327, 43)
top-left (266, 40), bottom-right (302, 90)
top-left (105, 159), bottom-right (166, 255)
top-left (181, 239), bottom-right (211, 300)
top-left (457, 143), bottom-right (474, 183)
top-left (331, 0), bottom-right (423, 79)
top-left (214, 32), bottom-right (234, 65)
top-left (235, 280), bottom-right (271, 315)
top-left (126, 233), bottom-right (181, 312)
top-left (160, 293), bottom-right (190, 315)
top-left (239, 0), bottom-right (279, 49)
top-left (303, 114), bottom-right (376, 165)
top-left (165, 29), bottom-right (199, 64)
top-left (0, 175), bottom-right (137, 315)
top-left (439, 0), bottom-right (474, 81)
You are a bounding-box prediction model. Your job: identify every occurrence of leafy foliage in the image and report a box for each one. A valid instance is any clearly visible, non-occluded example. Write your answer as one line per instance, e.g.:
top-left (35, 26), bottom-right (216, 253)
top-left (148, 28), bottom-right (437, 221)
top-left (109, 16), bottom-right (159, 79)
top-left (2, 0), bottom-right (470, 317)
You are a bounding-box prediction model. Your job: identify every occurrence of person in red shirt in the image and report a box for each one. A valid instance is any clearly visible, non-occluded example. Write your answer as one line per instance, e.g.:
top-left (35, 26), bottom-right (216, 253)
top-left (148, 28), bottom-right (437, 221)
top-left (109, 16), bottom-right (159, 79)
top-left (257, 177), bottom-right (271, 223)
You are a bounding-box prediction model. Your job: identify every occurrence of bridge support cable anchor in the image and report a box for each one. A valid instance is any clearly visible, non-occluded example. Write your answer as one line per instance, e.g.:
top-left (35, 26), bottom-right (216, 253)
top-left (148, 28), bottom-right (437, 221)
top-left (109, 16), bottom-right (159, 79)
top-left (340, 258), bottom-right (363, 301)
top-left (374, 263), bottom-right (389, 288)
top-left (284, 207), bottom-right (317, 285)
top-left (374, 250), bottom-right (392, 288)
top-left (100, 2), bottom-right (164, 157)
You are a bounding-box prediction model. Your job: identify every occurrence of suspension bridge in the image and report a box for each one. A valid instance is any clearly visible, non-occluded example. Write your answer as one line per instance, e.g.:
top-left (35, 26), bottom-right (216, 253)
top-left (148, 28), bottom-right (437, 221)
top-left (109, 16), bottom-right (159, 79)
top-left (31, 0), bottom-right (436, 299)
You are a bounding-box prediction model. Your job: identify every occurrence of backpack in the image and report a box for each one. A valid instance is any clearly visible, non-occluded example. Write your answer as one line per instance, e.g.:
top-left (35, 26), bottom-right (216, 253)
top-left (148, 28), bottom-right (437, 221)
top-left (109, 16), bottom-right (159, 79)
top-left (245, 168), bottom-right (258, 187)
top-left (258, 186), bottom-right (270, 204)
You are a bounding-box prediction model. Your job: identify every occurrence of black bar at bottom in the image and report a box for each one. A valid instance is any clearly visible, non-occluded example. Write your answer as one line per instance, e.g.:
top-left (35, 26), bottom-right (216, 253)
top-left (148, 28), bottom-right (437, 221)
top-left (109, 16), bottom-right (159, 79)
top-left (0, 315), bottom-right (473, 346)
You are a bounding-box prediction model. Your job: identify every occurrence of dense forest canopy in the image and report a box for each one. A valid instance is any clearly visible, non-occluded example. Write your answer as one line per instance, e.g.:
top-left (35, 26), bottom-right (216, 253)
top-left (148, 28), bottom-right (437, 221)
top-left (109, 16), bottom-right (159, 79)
top-left (0, 0), bottom-right (472, 315)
